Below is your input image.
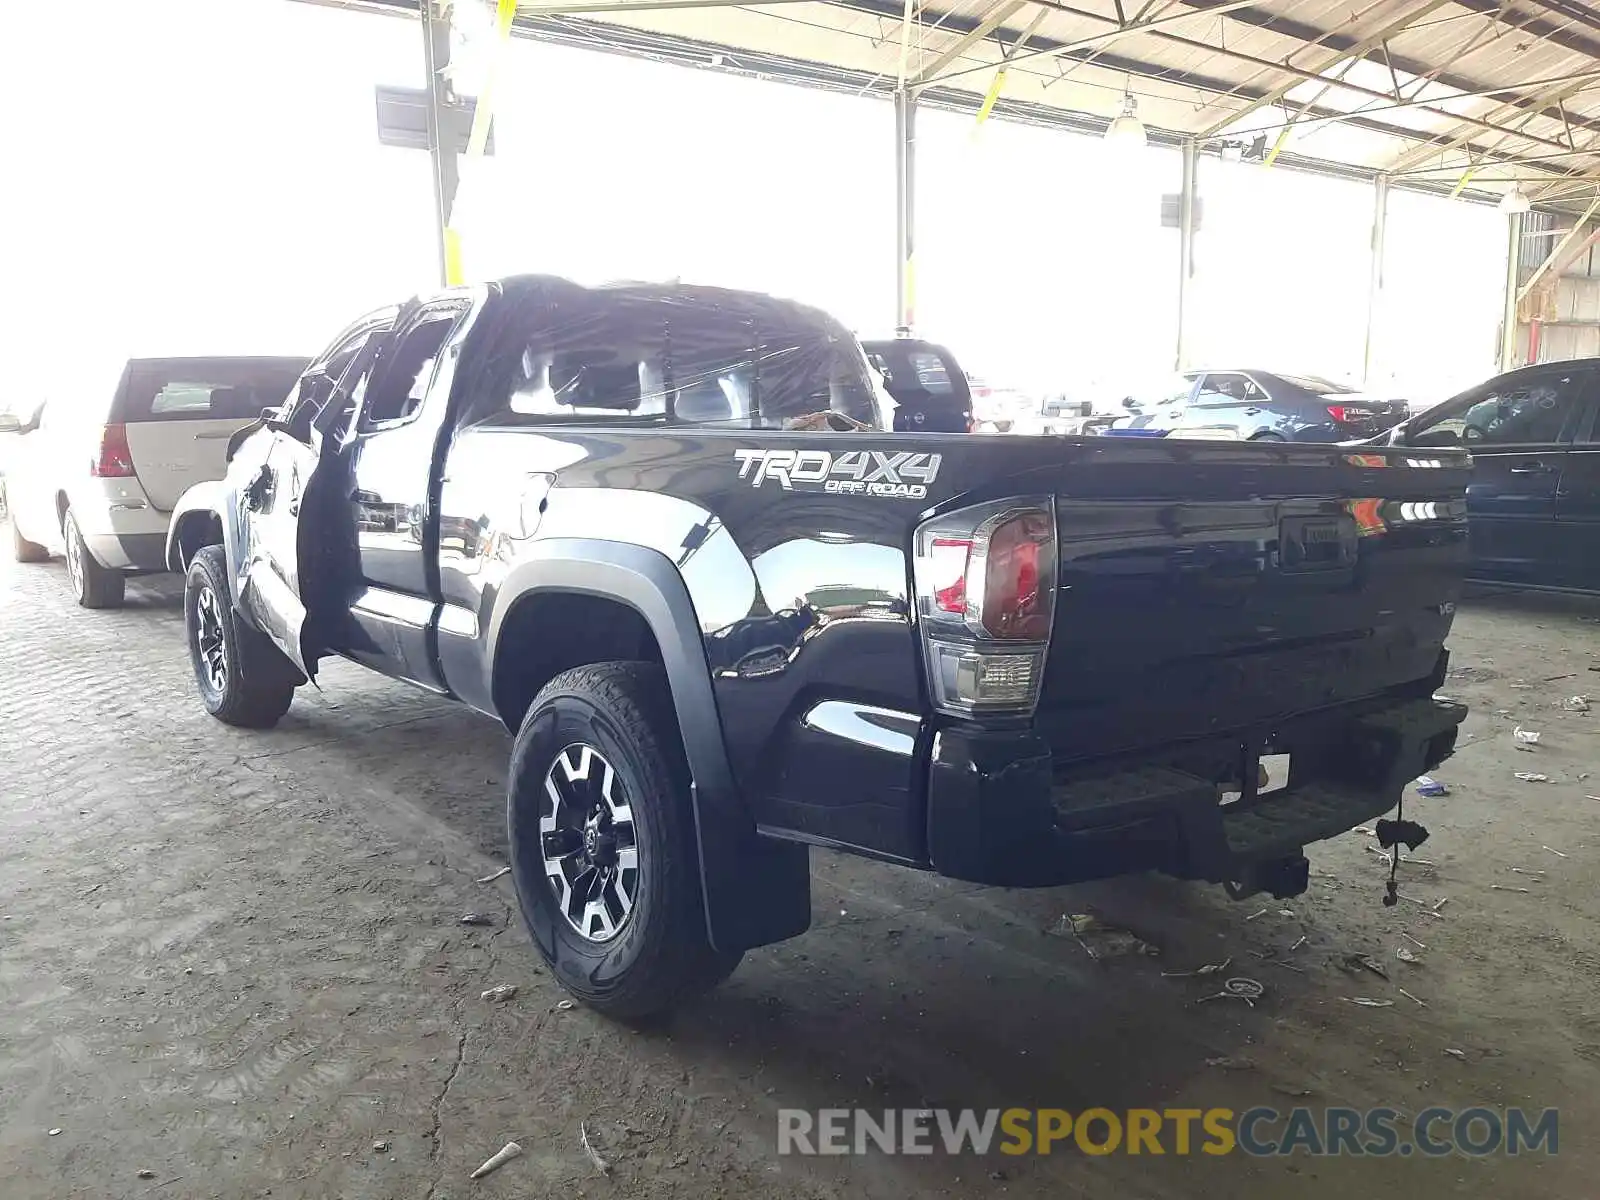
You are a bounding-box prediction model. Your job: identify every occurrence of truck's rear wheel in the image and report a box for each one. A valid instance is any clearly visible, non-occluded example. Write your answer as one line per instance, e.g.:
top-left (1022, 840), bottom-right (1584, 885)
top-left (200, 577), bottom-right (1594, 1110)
top-left (507, 662), bottom-right (741, 1019)
top-left (184, 545), bottom-right (298, 728)
top-left (63, 509), bottom-right (124, 607)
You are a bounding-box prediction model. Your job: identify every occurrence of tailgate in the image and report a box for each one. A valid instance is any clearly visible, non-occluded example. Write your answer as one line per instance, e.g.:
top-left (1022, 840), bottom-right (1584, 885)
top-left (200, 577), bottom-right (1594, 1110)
top-left (114, 357), bottom-right (308, 512)
top-left (1030, 442), bottom-right (1469, 764)
top-left (123, 417), bottom-right (254, 511)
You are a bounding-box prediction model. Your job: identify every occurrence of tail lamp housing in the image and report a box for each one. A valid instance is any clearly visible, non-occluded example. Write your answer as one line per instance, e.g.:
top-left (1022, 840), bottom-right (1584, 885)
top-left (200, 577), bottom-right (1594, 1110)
top-left (1326, 405), bottom-right (1374, 425)
top-left (913, 498), bottom-right (1057, 719)
top-left (91, 424), bottom-right (136, 478)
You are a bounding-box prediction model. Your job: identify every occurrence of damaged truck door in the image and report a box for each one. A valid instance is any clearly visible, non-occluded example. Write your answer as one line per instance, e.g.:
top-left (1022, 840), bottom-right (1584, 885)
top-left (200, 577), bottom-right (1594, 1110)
top-left (236, 319), bottom-right (392, 681)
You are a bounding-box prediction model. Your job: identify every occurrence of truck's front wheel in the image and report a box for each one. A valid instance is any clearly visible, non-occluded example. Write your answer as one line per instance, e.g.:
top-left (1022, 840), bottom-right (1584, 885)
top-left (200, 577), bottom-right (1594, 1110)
top-left (184, 546), bottom-right (299, 728)
top-left (507, 662), bottom-right (740, 1019)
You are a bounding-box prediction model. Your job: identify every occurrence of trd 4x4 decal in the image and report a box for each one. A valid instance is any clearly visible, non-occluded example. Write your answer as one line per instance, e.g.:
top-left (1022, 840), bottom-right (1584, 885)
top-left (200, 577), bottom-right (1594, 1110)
top-left (733, 449), bottom-right (942, 500)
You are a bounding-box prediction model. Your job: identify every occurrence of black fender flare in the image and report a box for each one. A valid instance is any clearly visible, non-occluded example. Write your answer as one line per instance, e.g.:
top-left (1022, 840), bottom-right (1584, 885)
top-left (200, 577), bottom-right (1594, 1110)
top-left (164, 481), bottom-right (253, 620)
top-left (166, 480), bottom-right (244, 575)
top-left (487, 539), bottom-right (811, 954)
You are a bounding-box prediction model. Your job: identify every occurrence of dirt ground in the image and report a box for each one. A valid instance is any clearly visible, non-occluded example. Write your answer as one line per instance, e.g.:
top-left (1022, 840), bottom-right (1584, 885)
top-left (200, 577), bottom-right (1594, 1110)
top-left (2, 540), bottom-right (1598, 1199)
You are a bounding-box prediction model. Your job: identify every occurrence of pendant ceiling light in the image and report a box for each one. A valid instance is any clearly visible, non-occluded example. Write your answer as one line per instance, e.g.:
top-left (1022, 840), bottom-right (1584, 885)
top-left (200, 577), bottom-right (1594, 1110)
top-left (1498, 185), bottom-right (1531, 215)
top-left (1105, 90), bottom-right (1147, 148)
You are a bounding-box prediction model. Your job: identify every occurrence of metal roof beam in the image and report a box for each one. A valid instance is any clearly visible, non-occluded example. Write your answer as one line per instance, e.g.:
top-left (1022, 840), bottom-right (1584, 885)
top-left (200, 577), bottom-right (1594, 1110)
top-left (1395, 144), bottom-right (1600, 176)
top-left (940, 0), bottom-right (1595, 160)
top-left (1195, 0), bottom-right (1452, 139)
top-left (511, 0), bottom-right (817, 11)
top-left (911, 0), bottom-right (1264, 86)
top-left (302, 0), bottom-right (1600, 201)
top-left (1177, 0), bottom-right (1600, 142)
top-left (832, 0), bottom-right (1600, 186)
top-left (1526, 129), bottom-right (1600, 199)
top-left (1229, 67), bottom-right (1600, 139)
top-left (1385, 75), bottom-right (1599, 173)
top-left (909, 0), bottom-right (1031, 85)
top-left (1525, 0), bottom-right (1600, 37)
top-left (1445, 0), bottom-right (1600, 64)
top-left (917, 0), bottom-right (1593, 160)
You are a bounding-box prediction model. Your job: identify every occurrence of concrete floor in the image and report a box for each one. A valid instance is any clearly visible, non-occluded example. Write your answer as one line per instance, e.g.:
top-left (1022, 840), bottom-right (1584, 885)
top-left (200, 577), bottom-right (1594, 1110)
top-left (1, 540), bottom-right (1597, 1199)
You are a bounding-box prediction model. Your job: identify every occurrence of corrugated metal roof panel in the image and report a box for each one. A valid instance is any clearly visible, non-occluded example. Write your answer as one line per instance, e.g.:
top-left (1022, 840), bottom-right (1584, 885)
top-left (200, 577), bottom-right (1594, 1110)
top-left (351, 0), bottom-right (1600, 210)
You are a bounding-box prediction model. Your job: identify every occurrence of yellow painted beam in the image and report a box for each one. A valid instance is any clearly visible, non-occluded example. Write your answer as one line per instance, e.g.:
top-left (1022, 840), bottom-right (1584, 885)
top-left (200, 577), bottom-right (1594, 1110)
top-left (974, 68), bottom-right (1007, 126)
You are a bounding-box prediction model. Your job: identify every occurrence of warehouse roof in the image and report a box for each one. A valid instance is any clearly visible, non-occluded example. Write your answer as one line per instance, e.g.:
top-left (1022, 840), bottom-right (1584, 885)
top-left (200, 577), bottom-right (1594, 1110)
top-left (323, 0), bottom-right (1600, 210)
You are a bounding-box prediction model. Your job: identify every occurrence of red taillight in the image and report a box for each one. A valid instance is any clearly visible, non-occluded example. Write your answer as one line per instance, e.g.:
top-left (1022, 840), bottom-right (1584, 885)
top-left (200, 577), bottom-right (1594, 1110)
top-left (92, 424), bottom-right (136, 478)
top-left (915, 500), bottom-right (1057, 718)
top-left (930, 537), bottom-right (972, 613)
top-left (1327, 405), bottom-right (1375, 424)
top-left (982, 513), bottom-right (1051, 640)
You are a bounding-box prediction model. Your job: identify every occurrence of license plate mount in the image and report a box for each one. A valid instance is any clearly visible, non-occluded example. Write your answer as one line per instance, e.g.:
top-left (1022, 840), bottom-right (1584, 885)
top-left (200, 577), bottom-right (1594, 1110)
top-left (1279, 514), bottom-right (1357, 571)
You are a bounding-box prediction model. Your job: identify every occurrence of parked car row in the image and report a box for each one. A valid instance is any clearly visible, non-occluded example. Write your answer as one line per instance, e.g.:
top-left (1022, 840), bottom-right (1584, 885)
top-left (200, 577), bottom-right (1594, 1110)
top-left (2, 357), bottom-right (309, 605)
top-left (1109, 369), bottom-right (1410, 442)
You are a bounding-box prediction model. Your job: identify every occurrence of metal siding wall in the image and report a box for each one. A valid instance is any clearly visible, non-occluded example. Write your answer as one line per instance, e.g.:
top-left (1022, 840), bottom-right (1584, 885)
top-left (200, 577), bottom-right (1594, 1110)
top-left (1513, 211), bottom-right (1600, 366)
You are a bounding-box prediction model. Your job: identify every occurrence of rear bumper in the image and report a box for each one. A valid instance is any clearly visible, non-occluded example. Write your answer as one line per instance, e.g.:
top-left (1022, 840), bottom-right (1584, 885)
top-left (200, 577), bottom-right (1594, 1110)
top-left (926, 692), bottom-right (1466, 888)
top-left (69, 482), bottom-right (170, 572)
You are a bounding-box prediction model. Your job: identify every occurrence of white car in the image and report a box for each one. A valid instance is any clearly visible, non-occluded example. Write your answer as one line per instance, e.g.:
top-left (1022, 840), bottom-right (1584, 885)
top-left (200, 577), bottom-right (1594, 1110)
top-left (2, 356), bottom-right (308, 607)
top-left (967, 375), bottom-right (1037, 433)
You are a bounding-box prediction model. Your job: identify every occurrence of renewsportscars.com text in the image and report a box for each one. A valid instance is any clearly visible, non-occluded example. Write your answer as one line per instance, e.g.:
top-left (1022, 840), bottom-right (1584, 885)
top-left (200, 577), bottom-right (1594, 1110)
top-left (777, 1107), bottom-right (1558, 1158)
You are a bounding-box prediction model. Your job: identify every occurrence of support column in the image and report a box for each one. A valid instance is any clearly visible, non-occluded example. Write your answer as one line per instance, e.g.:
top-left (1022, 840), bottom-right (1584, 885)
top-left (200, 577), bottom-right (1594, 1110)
top-left (420, 1), bottom-right (460, 288)
top-left (1362, 174), bottom-right (1389, 386)
top-left (1174, 138), bottom-right (1197, 371)
top-left (894, 90), bottom-right (918, 333)
top-left (1500, 211), bottom-right (1525, 371)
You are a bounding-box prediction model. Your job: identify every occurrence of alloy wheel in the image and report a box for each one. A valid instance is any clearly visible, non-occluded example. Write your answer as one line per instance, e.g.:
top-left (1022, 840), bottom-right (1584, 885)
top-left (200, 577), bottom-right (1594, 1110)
top-left (539, 744), bottom-right (640, 942)
top-left (195, 584), bottom-right (229, 693)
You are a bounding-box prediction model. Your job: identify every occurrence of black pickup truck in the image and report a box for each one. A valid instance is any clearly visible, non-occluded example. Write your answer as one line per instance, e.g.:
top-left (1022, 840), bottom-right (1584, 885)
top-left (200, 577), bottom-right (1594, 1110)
top-left (166, 276), bottom-right (1469, 1017)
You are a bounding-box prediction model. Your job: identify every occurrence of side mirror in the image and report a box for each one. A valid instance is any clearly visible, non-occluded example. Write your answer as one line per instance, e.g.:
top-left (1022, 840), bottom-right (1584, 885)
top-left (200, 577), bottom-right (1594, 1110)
top-left (0, 413), bottom-right (20, 434)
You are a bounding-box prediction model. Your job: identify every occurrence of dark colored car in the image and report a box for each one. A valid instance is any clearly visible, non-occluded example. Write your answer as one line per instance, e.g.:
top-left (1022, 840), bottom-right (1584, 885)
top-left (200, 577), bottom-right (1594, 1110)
top-left (1384, 357), bottom-right (1600, 592)
top-left (163, 276), bottom-right (1469, 1018)
top-left (860, 337), bottom-right (974, 433)
top-left (1116, 370), bottom-right (1408, 442)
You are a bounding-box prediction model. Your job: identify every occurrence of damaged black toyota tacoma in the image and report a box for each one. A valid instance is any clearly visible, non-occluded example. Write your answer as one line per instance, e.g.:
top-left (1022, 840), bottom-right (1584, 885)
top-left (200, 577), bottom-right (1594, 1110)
top-left (166, 276), bottom-right (1469, 1017)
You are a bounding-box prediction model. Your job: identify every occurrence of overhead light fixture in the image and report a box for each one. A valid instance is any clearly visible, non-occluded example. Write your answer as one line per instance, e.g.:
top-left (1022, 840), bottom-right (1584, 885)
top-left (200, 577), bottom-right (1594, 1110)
top-left (1105, 90), bottom-right (1147, 149)
top-left (1499, 185), bottom-right (1531, 214)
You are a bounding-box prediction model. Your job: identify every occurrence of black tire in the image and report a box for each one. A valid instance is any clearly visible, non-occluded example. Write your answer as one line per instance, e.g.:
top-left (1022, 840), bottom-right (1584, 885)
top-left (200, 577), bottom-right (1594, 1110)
top-left (184, 545), bottom-right (299, 728)
top-left (11, 516), bottom-right (48, 564)
top-left (507, 661), bottom-right (741, 1019)
top-left (1249, 431), bottom-right (1286, 442)
top-left (62, 508), bottom-right (125, 607)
